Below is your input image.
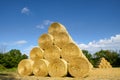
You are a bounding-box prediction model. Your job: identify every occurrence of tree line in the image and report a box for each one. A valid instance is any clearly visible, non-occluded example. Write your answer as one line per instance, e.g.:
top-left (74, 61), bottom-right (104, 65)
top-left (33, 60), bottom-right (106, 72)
top-left (0, 49), bottom-right (120, 69)
top-left (82, 49), bottom-right (120, 67)
top-left (0, 49), bottom-right (28, 69)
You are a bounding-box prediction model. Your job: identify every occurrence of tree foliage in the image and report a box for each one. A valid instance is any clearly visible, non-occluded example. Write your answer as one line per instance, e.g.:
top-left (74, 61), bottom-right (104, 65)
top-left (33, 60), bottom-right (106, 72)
top-left (94, 50), bottom-right (120, 67)
top-left (82, 49), bottom-right (120, 67)
top-left (0, 49), bottom-right (28, 68)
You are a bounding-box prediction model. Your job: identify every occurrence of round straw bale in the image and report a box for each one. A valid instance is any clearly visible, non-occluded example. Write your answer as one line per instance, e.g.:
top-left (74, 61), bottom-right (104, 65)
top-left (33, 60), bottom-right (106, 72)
top-left (48, 22), bottom-right (67, 34)
top-left (61, 42), bottom-right (83, 62)
top-left (105, 62), bottom-right (112, 68)
top-left (38, 33), bottom-right (53, 50)
top-left (68, 57), bottom-right (91, 77)
top-left (48, 58), bottom-right (67, 77)
top-left (106, 62), bottom-right (110, 65)
top-left (33, 59), bottom-right (49, 76)
top-left (51, 32), bottom-right (73, 49)
top-left (98, 65), bottom-right (101, 68)
top-left (44, 45), bottom-right (61, 61)
top-left (106, 62), bottom-right (112, 67)
top-left (99, 62), bottom-right (104, 66)
top-left (30, 47), bottom-right (44, 61)
top-left (18, 59), bottom-right (34, 76)
top-left (108, 64), bottom-right (112, 68)
top-left (98, 65), bottom-right (102, 68)
top-left (81, 54), bottom-right (93, 68)
top-left (101, 57), bottom-right (106, 62)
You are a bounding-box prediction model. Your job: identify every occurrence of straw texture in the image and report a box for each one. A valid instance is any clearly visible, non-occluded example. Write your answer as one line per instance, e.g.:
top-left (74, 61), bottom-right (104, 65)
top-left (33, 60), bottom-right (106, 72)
top-left (30, 47), bottom-right (44, 61)
top-left (61, 42), bottom-right (83, 62)
top-left (97, 57), bottom-right (112, 68)
top-left (81, 54), bottom-right (93, 68)
top-left (48, 22), bottom-right (67, 34)
top-left (51, 32), bottom-right (73, 48)
top-left (38, 33), bottom-right (53, 50)
top-left (44, 45), bottom-right (61, 61)
top-left (68, 57), bottom-right (91, 77)
top-left (17, 22), bottom-right (92, 77)
top-left (48, 58), bottom-right (67, 77)
top-left (33, 59), bottom-right (49, 76)
top-left (18, 59), bottom-right (34, 76)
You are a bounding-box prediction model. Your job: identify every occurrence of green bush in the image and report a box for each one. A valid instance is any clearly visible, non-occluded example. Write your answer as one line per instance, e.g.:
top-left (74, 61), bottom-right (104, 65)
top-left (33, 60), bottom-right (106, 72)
top-left (0, 64), bottom-right (6, 71)
top-left (0, 49), bottom-right (28, 68)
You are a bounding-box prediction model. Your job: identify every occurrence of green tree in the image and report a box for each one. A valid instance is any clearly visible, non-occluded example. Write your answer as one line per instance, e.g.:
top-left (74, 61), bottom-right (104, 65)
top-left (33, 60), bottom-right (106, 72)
top-left (94, 50), bottom-right (120, 67)
top-left (0, 49), bottom-right (28, 68)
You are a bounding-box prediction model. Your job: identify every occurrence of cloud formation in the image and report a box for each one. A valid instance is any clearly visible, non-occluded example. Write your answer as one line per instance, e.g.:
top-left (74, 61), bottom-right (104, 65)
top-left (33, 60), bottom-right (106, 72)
top-left (0, 40), bottom-right (27, 46)
top-left (36, 20), bottom-right (53, 29)
top-left (21, 7), bottom-right (30, 15)
top-left (78, 34), bottom-right (120, 53)
top-left (14, 40), bottom-right (27, 45)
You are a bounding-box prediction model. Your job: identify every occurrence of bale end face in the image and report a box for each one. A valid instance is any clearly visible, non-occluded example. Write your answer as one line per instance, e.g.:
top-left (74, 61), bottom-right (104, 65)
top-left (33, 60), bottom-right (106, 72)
top-left (48, 58), bottom-right (67, 77)
top-left (68, 57), bottom-right (91, 78)
top-left (33, 59), bottom-right (49, 76)
top-left (17, 59), bottom-right (34, 76)
top-left (30, 47), bottom-right (44, 61)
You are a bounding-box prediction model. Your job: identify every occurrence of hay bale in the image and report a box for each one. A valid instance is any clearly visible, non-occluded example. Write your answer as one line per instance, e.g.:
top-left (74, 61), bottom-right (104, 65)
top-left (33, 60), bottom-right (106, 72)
top-left (48, 22), bottom-right (67, 34)
top-left (97, 57), bottom-right (112, 68)
top-left (68, 57), bottom-right (91, 77)
top-left (33, 59), bottom-right (49, 76)
top-left (61, 42), bottom-right (83, 62)
top-left (44, 45), bottom-right (61, 61)
top-left (50, 32), bottom-right (73, 49)
top-left (30, 47), bottom-right (44, 61)
top-left (81, 54), bottom-right (93, 68)
top-left (38, 33), bottom-right (53, 50)
top-left (48, 58), bottom-right (67, 77)
top-left (18, 59), bottom-right (34, 76)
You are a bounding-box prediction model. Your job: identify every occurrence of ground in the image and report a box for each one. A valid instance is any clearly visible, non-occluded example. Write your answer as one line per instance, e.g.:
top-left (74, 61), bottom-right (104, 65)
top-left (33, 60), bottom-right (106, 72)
top-left (0, 68), bottom-right (120, 80)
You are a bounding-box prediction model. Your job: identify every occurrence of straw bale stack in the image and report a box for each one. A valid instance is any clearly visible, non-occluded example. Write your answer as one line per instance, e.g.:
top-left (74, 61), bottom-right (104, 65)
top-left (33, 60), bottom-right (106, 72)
top-left (17, 22), bottom-right (93, 77)
top-left (48, 58), bottom-right (67, 77)
top-left (44, 45), bottom-right (61, 61)
top-left (68, 57), bottom-right (91, 77)
top-left (18, 59), bottom-right (34, 76)
top-left (33, 59), bottom-right (49, 76)
top-left (61, 42), bottom-right (83, 62)
top-left (30, 47), bottom-right (44, 61)
top-left (97, 57), bottom-right (112, 68)
top-left (38, 33), bottom-right (53, 50)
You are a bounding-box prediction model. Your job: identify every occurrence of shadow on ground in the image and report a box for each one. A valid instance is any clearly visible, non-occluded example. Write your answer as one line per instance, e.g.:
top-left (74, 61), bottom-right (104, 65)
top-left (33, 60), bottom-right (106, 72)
top-left (0, 73), bottom-right (17, 80)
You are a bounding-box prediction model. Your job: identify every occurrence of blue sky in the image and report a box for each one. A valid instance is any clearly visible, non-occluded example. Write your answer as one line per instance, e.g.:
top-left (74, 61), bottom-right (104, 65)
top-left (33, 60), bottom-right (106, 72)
top-left (0, 0), bottom-right (120, 55)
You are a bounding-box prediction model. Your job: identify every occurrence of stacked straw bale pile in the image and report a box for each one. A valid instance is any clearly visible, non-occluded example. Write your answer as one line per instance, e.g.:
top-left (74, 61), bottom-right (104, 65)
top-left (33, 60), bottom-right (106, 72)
top-left (18, 22), bottom-right (93, 78)
top-left (97, 57), bottom-right (112, 68)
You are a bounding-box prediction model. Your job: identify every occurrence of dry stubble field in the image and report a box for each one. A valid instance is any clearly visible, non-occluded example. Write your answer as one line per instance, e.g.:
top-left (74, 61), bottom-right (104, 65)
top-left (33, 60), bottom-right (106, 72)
top-left (0, 68), bottom-right (120, 80)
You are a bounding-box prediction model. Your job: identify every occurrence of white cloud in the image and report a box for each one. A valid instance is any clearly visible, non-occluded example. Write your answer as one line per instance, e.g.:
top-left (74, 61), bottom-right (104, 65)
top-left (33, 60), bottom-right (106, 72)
top-left (78, 34), bottom-right (120, 54)
top-left (0, 40), bottom-right (27, 46)
top-left (21, 7), bottom-right (30, 15)
top-left (14, 40), bottom-right (27, 45)
top-left (36, 20), bottom-right (53, 29)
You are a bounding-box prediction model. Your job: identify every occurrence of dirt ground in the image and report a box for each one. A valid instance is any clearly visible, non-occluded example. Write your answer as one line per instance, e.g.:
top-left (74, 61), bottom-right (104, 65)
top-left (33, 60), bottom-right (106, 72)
top-left (0, 68), bottom-right (120, 80)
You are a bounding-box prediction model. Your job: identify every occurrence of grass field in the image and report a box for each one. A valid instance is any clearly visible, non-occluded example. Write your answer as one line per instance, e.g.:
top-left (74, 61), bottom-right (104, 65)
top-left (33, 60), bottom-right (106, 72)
top-left (0, 68), bottom-right (120, 80)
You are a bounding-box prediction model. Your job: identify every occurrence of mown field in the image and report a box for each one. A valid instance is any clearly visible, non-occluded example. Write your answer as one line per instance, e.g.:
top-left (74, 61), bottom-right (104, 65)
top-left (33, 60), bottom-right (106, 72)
top-left (0, 68), bottom-right (120, 80)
